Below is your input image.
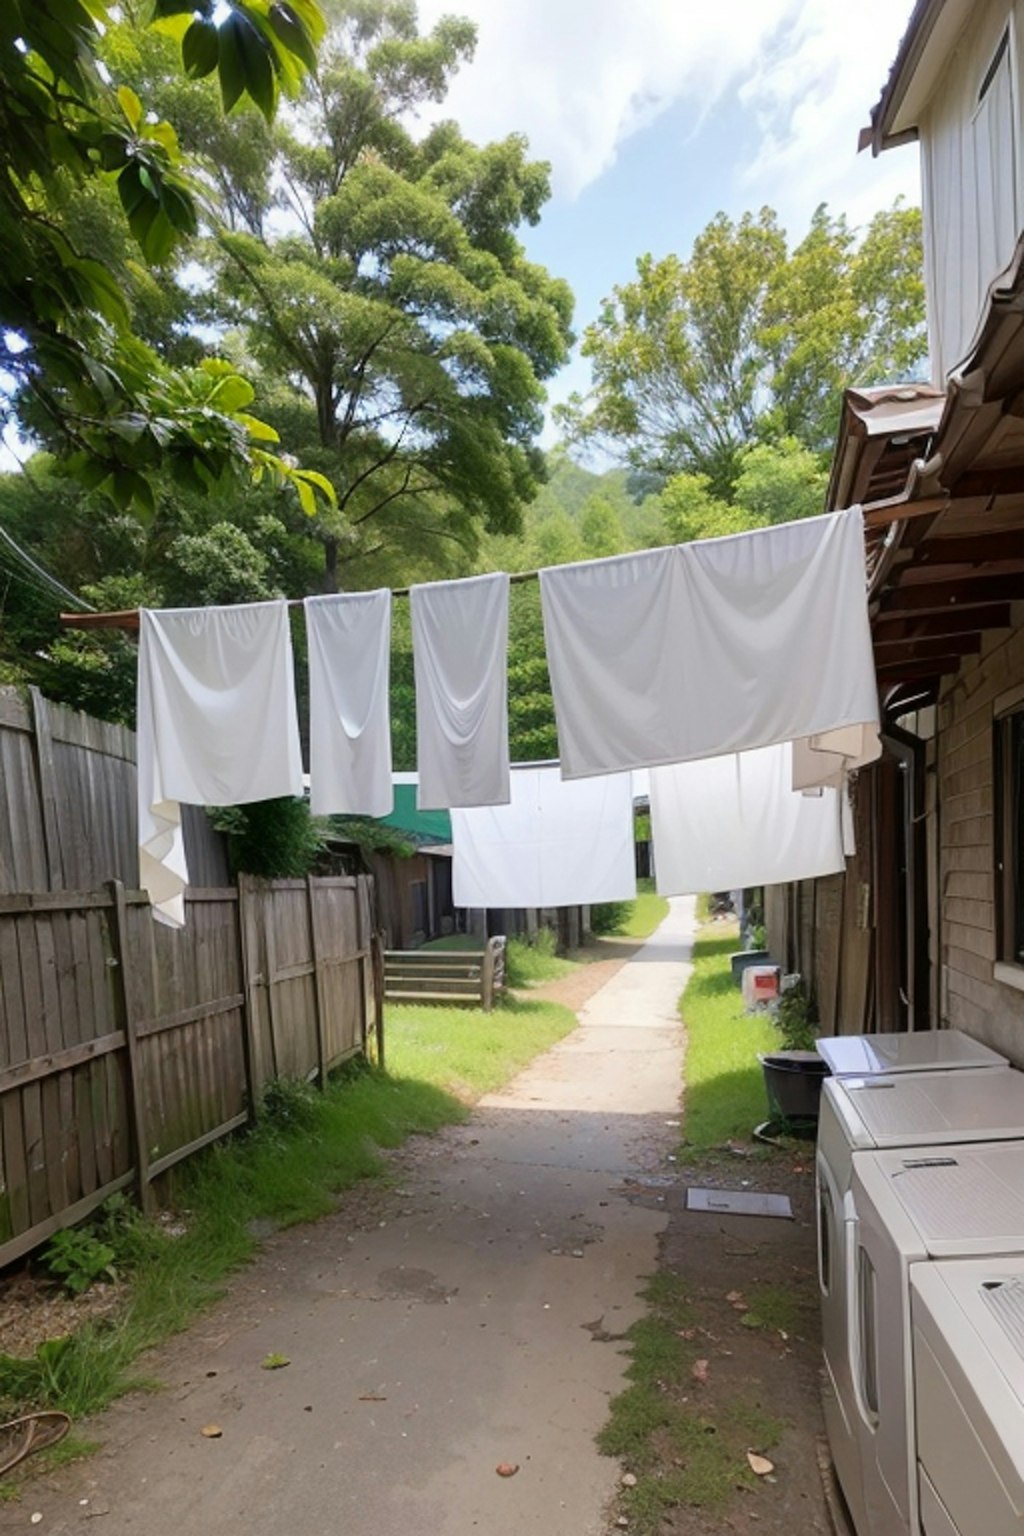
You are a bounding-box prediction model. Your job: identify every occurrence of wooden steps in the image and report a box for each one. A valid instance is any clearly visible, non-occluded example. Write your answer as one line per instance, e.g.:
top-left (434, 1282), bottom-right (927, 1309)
top-left (383, 937), bottom-right (506, 1011)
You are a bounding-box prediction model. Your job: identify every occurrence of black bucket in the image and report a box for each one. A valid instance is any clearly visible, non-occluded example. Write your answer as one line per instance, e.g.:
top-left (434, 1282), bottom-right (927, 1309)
top-left (758, 1050), bottom-right (829, 1122)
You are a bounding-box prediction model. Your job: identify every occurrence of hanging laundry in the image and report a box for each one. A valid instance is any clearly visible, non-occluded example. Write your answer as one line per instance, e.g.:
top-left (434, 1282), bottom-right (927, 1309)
top-left (649, 742), bottom-right (846, 896)
top-left (539, 506), bottom-right (880, 787)
top-left (451, 764), bottom-right (636, 908)
top-left (137, 601), bottom-right (303, 926)
top-left (411, 571), bottom-right (510, 811)
top-left (305, 590), bottom-right (393, 817)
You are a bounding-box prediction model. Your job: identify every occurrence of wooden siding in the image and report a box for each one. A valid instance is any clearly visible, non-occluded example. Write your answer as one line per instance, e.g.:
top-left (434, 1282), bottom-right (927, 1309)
top-left (937, 623), bottom-right (1024, 1062)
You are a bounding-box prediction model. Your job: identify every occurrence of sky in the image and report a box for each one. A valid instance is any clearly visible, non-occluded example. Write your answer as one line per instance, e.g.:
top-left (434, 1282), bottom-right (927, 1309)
top-left (415, 0), bottom-right (923, 432)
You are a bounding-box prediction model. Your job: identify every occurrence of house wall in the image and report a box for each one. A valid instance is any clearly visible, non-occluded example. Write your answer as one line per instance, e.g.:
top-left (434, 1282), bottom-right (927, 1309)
top-left (936, 620), bottom-right (1024, 1062)
top-left (919, 0), bottom-right (1024, 378)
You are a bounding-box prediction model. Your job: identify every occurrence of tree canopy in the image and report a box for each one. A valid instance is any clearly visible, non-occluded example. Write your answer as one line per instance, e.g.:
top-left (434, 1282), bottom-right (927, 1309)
top-left (1, 0), bottom-right (336, 516)
top-left (560, 202), bottom-right (926, 497)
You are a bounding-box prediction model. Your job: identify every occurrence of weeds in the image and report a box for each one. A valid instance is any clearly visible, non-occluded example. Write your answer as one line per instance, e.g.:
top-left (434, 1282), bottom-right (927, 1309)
top-left (599, 1269), bottom-right (784, 1533)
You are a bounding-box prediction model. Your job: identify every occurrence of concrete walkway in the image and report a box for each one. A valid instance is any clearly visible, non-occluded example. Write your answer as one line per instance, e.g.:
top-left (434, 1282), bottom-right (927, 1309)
top-left (30, 898), bottom-right (696, 1536)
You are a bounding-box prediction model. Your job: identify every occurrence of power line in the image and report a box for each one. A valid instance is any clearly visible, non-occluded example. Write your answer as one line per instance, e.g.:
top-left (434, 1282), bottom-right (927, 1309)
top-left (0, 523), bottom-right (95, 611)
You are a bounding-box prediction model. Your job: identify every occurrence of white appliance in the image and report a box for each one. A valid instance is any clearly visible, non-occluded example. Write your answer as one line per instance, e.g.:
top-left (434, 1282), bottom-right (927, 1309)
top-left (911, 1257), bottom-right (1024, 1535)
top-left (845, 1142), bottom-right (1024, 1536)
top-left (816, 1027), bottom-right (1007, 1077)
top-left (816, 1068), bottom-right (1024, 1535)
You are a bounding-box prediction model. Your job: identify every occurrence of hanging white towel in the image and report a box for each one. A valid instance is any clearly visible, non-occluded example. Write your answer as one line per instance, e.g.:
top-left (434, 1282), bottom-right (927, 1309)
top-left (451, 764), bottom-right (636, 908)
top-left (137, 601), bottom-right (303, 926)
top-left (304, 591), bottom-right (393, 817)
top-left (411, 571), bottom-right (510, 810)
top-left (540, 506), bottom-right (880, 786)
top-left (648, 741), bottom-right (846, 896)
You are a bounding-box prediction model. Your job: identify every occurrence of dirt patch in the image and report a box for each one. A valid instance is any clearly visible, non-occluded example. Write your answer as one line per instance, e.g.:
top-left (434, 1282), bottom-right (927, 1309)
top-left (0, 1271), bottom-right (125, 1363)
top-left (522, 937), bottom-right (644, 1012)
top-left (609, 1148), bottom-right (828, 1536)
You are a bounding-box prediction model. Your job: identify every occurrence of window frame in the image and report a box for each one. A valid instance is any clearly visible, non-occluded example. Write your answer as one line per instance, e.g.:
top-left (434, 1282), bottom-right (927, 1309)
top-left (994, 690), bottom-right (1024, 972)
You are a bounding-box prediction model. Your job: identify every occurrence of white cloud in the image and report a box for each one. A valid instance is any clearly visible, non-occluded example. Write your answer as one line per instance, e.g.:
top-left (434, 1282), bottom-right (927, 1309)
top-left (415, 0), bottom-right (920, 221)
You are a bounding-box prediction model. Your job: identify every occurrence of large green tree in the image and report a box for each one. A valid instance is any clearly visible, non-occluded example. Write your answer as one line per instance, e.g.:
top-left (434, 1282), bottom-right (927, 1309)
top-left (165, 1), bottom-right (576, 590)
top-left (1, 0), bottom-right (335, 516)
top-left (561, 202), bottom-right (926, 497)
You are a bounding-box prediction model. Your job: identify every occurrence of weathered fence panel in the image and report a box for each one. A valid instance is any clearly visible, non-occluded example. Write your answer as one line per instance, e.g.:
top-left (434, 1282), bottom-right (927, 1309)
top-left (0, 682), bottom-right (383, 1267)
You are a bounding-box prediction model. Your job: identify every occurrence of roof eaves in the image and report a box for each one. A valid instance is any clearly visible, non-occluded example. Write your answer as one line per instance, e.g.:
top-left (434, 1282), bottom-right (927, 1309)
top-left (860, 0), bottom-right (945, 156)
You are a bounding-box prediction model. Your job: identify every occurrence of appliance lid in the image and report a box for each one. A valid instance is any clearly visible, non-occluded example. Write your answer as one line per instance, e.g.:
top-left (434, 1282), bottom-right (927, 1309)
top-left (815, 1029), bottom-right (1007, 1076)
top-left (835, 1067), bottom-right (1024, 1148)
top-left (868, 1142), bottom-right (1024, 1256)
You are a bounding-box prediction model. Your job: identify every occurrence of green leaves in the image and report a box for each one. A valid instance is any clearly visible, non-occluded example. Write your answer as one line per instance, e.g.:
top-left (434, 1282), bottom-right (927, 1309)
top-left (182, 18), bottom-right (220, 79)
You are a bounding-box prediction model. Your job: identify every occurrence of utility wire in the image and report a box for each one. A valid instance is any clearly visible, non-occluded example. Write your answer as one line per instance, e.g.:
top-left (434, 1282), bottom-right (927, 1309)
top-left (0, 524), bottom-right (95, 611)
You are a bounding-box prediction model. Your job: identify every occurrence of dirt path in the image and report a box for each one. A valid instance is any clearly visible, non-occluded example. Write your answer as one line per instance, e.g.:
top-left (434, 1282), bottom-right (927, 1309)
top-left (13, 901), bottom-right (695, 1535)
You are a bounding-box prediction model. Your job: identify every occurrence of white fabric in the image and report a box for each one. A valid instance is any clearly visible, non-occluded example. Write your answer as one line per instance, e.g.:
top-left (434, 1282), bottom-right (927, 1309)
top-left (304, 591), bottom-right (393, 817)
top-left (649, 741), bottom-right (846, 896)
top-left (137, 601), bottom-right (303, 926)
top-left (411, 572), bottom-right (510, 810)
top-left (452, 764), bottom-right (636, 908)
top-left (539, 506), bottom-right (880, 786)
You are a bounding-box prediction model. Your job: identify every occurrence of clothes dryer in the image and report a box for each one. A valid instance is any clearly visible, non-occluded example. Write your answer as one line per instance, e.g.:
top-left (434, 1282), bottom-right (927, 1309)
top-left (911, 1257), bottom-right (1024, 1536)
top-left (815, 1028), bottom-right (1006, 1078)
top-left (817, 1068), bottom-right (1024, 1535)
top-left (845, 1142), bottom-right (1024, 1536)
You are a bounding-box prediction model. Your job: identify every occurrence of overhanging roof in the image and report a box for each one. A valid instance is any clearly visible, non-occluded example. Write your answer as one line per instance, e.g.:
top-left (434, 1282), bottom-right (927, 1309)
top-left (860, 0), bottom-right (976, 155)
top-left (829, 237), bottom-right (1024, 709)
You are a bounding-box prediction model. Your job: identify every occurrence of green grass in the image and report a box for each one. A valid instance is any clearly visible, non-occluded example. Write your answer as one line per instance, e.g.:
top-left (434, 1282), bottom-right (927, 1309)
top-left (598, 1270), bottom-right (784, 1532)
top-left (740, 1284), bottom-right (807, 1337)
top-left (618, 877), bottom-right (670, 940)
top-left (0, 995), bottom-right (575, 1447)
top-left (386, 994), bottom-right (576, 1097)
top-left (420, 934), bottom-right (488, 952)
top-left (680, 926), bottom-right (779, 1149)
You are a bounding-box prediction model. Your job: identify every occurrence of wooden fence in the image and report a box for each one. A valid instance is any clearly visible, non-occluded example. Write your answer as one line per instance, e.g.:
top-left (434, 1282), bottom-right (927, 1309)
top-left (0, 874), bottom-right (382, 1268)
top-left (0, 685), bottom-right (384, 1268)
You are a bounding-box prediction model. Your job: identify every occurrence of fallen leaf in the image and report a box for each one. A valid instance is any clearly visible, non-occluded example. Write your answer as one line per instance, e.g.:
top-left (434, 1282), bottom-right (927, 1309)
top-left (747, 1452), bottom-right (775, 1476)
top-left (261, 1353), bottom-right (290, 1370)
top-left (495, 1462), bottom-right (519, 1478)
top-left (200, 1424), bottom-right (222, 1439)
top-left (30, 1517), bottom-right (43, 1527)
top-left (691, 1359), bottom-right (711, 1385)
top-left (677, 1327), bottom-right (698, 1340)
top-left (621, 1472), bottom-right (637, 1487)
top-left (725, 1290), bottom-right (743, 1303)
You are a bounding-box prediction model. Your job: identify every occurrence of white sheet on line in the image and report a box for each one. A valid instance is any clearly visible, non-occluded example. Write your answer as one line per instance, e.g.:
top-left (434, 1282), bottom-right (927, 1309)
top-left (305, 590), bottom-right (393, 817)
top-left (411, 571), bottom-right (510, 810)
top-left (451, 764), bottom-right (637, 908)
top-left (649, 741), bottom-right (847, 895)
top-left (137, 601), bottom-right (303, 926)
top-left (539, 506), bottom-right (880, 788)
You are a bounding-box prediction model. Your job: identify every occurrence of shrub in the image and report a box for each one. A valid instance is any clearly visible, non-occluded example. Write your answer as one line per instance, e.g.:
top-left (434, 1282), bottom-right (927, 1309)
top-left (209, 796), bottom-right (327, 878)
top-left (591, 900), bottom-right (632, 936)
top-left (774, 980), bottom-right (818, 1052)
top-left (43, 1227), bottom-right (117, 1296)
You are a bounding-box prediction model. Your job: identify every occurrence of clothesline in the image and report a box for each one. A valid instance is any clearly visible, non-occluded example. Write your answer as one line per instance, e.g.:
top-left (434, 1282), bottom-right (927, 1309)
top-left (54, 489), bottom-right (947, 634)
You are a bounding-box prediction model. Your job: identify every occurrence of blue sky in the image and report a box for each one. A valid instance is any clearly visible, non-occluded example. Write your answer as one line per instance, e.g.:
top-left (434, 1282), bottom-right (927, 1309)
top-left (417, 0), bottom-right (923, 430)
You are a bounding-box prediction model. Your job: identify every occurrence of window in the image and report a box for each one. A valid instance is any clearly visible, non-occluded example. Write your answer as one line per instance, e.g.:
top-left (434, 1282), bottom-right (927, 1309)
top-left (857, 1247), bottom-right (880, 1422)
top-left (995, 705), bottom-right (1024, 967)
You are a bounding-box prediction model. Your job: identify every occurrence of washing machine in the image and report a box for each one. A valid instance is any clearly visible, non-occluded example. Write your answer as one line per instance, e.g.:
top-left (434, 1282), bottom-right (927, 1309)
top-left (815, 1027), bottom-right (1007, 1077)
top-left (844, 1141), bottom-right (1024, 1536)
top-left (911, 1257), bottom-right (1024, 1535)
top-left (817, 1067), bottom-right (1024, 1535)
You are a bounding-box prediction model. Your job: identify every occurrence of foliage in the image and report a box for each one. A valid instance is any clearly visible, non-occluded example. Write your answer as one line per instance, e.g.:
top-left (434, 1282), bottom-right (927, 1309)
top-left (209, 796), bottom-right (327, 878)
top-left (0, 0), bottom-right (335, 516)
top-left (561, 202), bottom-right (926, 496)
top-left (680, 927), bottom-right (779, 1149)
top-left (591, 900), bottom-right (633, 936)
top-left (773, 980), bottom-right (818, 1052)
top-left (330, 817), bottom-right (416, 861)
top-left (659, 436), bottom-right (828, 542)
top-left (504, 929), bottom-right (575, 987)
top-left (42, 1227), bottom-right (117, 1296)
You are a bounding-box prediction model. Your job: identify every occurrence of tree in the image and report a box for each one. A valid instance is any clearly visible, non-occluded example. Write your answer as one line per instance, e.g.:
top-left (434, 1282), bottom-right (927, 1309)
top-left (659, 437), bottom-right (828, 544)
top-left (561, 202), bottom-right (926, 497)
top-left (199, 1), bottom-right (574, 589)
top-left (1, 0), bottom-right (334, 515)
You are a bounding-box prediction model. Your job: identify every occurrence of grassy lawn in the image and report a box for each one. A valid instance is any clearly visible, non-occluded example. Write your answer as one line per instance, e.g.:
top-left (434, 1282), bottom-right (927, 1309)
top-left (619, 877), bottom-right (670, 940)
top-left (679, 925), bottom-right (779, 1149)
top-left (0, 994), bottom-right (574, 1453)
top-left (386, 994), bottom-right (577, 1098)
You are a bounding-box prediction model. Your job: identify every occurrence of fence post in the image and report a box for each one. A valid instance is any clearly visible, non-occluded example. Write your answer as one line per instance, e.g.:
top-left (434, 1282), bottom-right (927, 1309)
top-left (108, 880), bottom-right (156, 1214)
top-left (236, 875), bottom-right (260, 1119)
top-left (306, 875), bottom-right (328, 1090)
top-left (371, 932), bottom-right (386, 1070)
top-left (28, 686), bottom-right (63, 889)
